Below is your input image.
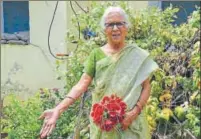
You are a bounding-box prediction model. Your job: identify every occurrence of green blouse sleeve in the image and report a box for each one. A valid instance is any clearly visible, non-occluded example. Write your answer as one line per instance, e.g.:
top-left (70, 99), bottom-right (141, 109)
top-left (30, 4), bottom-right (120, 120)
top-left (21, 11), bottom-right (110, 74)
top-left (83, 50), bottom-right (96, 78)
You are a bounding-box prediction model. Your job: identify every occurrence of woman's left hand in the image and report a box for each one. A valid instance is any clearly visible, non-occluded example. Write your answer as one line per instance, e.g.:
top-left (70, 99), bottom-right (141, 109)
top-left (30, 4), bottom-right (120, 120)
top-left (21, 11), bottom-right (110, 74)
top-left (121, 106), bottom-right (140, 130)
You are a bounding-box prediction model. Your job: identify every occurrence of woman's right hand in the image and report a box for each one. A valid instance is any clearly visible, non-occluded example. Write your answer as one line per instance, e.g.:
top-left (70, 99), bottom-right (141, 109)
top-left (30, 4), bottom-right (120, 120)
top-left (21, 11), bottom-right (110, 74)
top-left (39, 108), bottom-right (60, 138)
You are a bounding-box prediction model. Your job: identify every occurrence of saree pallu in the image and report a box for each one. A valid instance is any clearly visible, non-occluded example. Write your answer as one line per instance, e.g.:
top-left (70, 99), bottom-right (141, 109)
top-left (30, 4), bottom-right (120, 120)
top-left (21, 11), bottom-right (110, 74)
top-left (84, 45), bottom-right (159, 139)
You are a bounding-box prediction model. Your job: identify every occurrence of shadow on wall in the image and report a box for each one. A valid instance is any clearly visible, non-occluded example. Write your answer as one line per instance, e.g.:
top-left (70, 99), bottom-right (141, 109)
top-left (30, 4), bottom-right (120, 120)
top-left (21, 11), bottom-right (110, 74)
top-left (1, 62), bottom-right (32, 102)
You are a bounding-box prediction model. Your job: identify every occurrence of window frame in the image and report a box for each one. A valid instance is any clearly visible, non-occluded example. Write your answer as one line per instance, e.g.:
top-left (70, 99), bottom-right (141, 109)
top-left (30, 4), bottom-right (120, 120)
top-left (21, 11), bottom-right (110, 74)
top-left (1, 1), bottom-right (30, 45)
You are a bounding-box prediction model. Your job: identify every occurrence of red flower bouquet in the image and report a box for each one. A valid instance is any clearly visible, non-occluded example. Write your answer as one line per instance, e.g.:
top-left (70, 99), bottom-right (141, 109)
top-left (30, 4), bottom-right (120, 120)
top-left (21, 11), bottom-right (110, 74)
top-left (91, 94), bottom-right (127, 131)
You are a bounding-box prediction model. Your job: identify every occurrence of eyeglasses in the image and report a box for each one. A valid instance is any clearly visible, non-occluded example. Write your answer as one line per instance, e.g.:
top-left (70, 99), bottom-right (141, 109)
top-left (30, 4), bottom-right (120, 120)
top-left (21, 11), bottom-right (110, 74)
top-left (104, 22), bottom-right (127, 29)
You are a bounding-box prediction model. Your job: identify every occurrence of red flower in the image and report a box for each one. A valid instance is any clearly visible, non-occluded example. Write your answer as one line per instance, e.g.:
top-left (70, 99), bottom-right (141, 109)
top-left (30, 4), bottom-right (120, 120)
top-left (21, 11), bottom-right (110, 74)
top-left (91, 94), bottom-right (127, 131)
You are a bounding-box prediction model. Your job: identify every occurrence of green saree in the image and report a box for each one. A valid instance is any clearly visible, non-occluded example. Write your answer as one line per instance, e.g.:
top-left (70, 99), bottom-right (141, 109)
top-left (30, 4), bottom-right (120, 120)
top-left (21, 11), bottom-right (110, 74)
top-left (83, 44), bottom-right (159, 139)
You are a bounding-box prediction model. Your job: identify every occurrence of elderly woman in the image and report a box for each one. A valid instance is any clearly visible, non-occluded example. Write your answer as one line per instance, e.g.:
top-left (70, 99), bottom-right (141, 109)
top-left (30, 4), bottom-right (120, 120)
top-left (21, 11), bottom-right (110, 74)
top-left (39, 6), bottom-right (158, 139)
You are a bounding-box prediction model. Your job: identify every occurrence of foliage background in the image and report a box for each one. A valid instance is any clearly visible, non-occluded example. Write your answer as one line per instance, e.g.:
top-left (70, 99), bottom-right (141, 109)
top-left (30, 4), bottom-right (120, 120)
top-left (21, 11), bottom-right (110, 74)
top-left (1, 1), bottom-right (200, 139)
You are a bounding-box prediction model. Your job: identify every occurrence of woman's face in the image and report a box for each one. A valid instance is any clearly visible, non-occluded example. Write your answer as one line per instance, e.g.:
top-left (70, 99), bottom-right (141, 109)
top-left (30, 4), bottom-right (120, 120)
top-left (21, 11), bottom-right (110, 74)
top-left (104, 12), bottom-right (128, 45)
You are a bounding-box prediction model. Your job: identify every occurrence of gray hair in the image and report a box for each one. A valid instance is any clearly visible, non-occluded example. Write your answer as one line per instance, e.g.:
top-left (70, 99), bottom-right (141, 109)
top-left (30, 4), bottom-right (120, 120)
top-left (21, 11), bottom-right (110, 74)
top-left (100, 6), bottom-right (131, 30)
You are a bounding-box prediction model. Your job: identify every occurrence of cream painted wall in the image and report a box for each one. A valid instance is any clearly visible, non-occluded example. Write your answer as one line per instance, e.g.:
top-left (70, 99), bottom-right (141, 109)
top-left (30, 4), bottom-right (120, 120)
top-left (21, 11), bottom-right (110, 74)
top-left (1, 1), bottom-right (68, 99)
top-left (1, 44), bottom-right (65, 100)
top-left (29, 1), bottom-right (67, 62)
top-left (128, 1), bottom-right (148, 10)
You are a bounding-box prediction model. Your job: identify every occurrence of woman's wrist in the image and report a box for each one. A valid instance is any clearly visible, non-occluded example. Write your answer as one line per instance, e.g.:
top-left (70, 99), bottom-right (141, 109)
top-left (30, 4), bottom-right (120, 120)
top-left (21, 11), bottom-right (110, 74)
top-left (55, 96), bottom-right (76, 115)
top-left (136, 101), bottom-right (143, 111)
top-left (129, 102), bottom-right (143, 119)
top-left (65, 95), bottom-right (76, 101)
top-left (129, 106), bottom-right (141, 121)
top-left (54, 106), bottom-right (64, 116)
top-left (134, 105), bottom-right (141, 114)
top-left (138, 99), bottom-right (146, 107)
